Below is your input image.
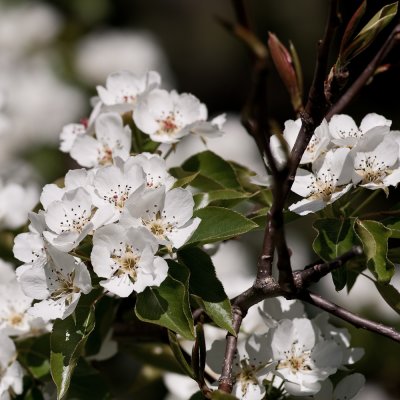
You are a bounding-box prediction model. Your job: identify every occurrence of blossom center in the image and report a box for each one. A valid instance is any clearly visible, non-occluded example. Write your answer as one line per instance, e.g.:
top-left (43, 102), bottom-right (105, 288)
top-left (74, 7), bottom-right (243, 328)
top-left (307, 170), bottom-right (339, 201)
top-left (156, 113), bottom-right (180, 136)
top-left (356, 155), bottom-right (390, 183)
top-left (278, 343), bottom-right (312, 373)
top-left (113, 246), bottom-right (140, 280)
top-left (8, 313), bottom-right (24, 327)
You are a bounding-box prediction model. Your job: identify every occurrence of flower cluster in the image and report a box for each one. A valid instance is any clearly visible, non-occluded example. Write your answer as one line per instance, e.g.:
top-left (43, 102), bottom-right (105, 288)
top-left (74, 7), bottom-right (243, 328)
top-left (12, 70), bottom-right (207, 321)
top-left (256, 113), bottom-right (400, 215)
top-left (166, 298), bottom-right (364, 400)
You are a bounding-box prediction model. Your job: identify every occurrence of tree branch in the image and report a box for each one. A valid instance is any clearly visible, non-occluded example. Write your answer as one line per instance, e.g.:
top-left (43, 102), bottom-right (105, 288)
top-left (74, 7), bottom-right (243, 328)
top-left (299, 291), bottom-right (400, 343)
top-left (295, 246), bottom-right (363, 286)
top-left (326, 23), bottom-right (400, 120)
top-left (218, 307), bottom-right (244, 392)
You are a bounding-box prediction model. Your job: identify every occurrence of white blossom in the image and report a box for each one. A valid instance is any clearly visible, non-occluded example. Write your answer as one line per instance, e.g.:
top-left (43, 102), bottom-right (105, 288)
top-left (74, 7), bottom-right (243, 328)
top-left (0, 279), bottom-right (50, 337)
top-left (133, 89), bottom-right (221, 143)
top-left (96, 70), bottom-right (161, 111)
top-left (352, 131), bottom-right (400, 194)
top-left (91, 157), bottom-right (145, 221)
top-left (70, 112), bottom-right (131, 168)
top-left (289, 148), bottom-right (353, 215)
top-left (0, 333), bottom-right (23, 400)
top-left (43, 187), bottom-right (113, 252)
top-left (59, 123), bottom-right (86, 153)
top-left (268, 318), bottom-right (343, 396)
top-left (124, 153), bottom-right (176, 190)
top-left (121, 185), bottom-right (201, 248)
top-left (0, 259), bottom-right (15, 285)
top-left (18, 248), bottom-right (92, 320)
top-left (91, 223), bottom-right (168, 297)
top-left (328, 113), bottom-right (391, 148)
top-left (207, 334), bottom-right (275, 400)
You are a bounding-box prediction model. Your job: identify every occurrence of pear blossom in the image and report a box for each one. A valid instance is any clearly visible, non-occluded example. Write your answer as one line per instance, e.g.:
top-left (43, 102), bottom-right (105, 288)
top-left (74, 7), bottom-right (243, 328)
top-left (133, 89), bottom-right (222, 143)
top-left (313, 314), bottom-right (364, 366)
top-left (59, 122), bottom-right (86, 153)
top-left (0, 333), bottom-right (24, 400)
top-left (282, 118), bottom-right (331, 164)
top-left (70, 112), bottom-right (131, 168)
top-left (91, 223), bottom-right (168, 297)
top-left (13, 211), bottom-right (48, 273)
top-left (0, 279), bottom-right (50, 337)
top-left (124, 153), bottom-right (176, 190)
top-left (43, 187), bottom-right (113, 252)
top-left (352, 132), bottom-right (400, 194)
top-left (18, 248), bottom-right (92, 320)
top-left (0, 180), bottom-right (38, 229)
top-left (328, 113), bottom-right (391, 148)
top-left (207, 334), bottom-right (275, 399)
top-left (121, 185), bottom-right (200, 248)
top-left (268, 318), bottom-right (343, 396)
top-left (289, 148), bottom-right (353, 215)
top-left (96, 70), bottom-right (161, 110)
top-left (91, 157), bottom-right (145, 221)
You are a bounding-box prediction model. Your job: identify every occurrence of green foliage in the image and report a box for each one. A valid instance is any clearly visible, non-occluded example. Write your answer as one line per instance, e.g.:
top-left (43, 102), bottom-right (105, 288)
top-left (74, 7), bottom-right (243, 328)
top-left (50, 290), bottom-right (101, 400)
top-left (211, 390), bottom-right (239, 399)
top-left (313, 218), bottom-right (358, 291)
top-left (178, 247), bottom-right (235, 335)
top-left (355, 219), bottom-right (394, 283)
top-left (186, 207), bottom-right (258, 246)
top-left (135, 262), bottom-right (195, 340)
top-left (193, 189), bottom-right (253, 210)
top-left (181, 151), bottom-right (242, 190)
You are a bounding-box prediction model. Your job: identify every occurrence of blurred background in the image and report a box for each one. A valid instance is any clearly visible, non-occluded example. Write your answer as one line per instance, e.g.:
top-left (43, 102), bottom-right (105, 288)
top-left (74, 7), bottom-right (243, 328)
top-left (0, 0), bottom-right (400, 398)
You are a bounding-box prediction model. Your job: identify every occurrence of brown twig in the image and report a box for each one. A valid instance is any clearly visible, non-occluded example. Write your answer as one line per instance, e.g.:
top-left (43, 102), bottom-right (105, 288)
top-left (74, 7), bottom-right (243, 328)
top-left (326, 23), bottom-right (400, 120)
top-left (299, 291), bottom-right (400, 343)
top-left (295, 246), bottom-right (363, 286)
top-left (218, 307), bottom-right (244, 393)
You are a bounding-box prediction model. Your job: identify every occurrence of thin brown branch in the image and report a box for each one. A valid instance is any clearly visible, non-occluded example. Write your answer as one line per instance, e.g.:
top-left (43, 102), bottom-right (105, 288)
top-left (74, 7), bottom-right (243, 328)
top-left (326, 23), bottom-right (400, 119)
top-left (218, 307), bottom-right (244, 393)
top-left (300, 291), bottom-right (400, 343)
top-left (295, 246), bottom-right (363, 286)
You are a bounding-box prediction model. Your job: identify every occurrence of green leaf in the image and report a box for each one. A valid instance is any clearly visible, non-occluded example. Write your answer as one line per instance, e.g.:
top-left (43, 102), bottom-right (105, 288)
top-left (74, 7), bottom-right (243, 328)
top-left (355, 219), bottom-right (394, 282)
top-left (211, 390), bottom-right (239, 399)
top-left (193, 189), bottom-right (253, 209)
top-left (135, 265), bottom-right (195, 340)
top-left (168, 330), bottom-right (196, 379)
top-left (50, 290), bottom-right (100, 400)
top-left (178, 247), bottom-right (234, 335)
top-left (186, 207), bottom-right (258, 245)
top-left (343, 2), bottom-right (398, 61)
top-left (171, 170), bottom-right (200, 188)
top-left (17, 334), bottom-right (51, 380)
top-left (312, 218), bottom-right (358, 291)
top-left (374, 280), bottom-right (400, 316)
top-left (67, 358), bottom-right (111, 400)
top-left (182, 151), bottom-right (241, 190)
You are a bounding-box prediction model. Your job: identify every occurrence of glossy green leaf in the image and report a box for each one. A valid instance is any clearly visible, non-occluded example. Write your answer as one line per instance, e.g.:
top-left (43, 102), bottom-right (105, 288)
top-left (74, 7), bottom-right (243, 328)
top-left (313, 218), bottom-right (357, 290)
top-left (50, 290), bottom-right (100, 400)
top-left (185, 207), bottom-right (258, 245)
top-left (67, 358), bottom-right (111, 400)
top-left (193, 189), bottom-right (253, 209)
top-left (178, 247), bottom-right (234, 335)
top-left (168, 330), bottom-right (196, 379)
top-left (135, 264), bottom-right (195, 340)
top-left (182, 151), bottom-right (241, 190)
top-left (17, 334), bottom-right (50, 380)
top-left (172, 170), bottom-right (200, 188)
top-left (374, 280), bottom-right (400, 316)
top-left (355, 219), bottom-right (394, 282)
